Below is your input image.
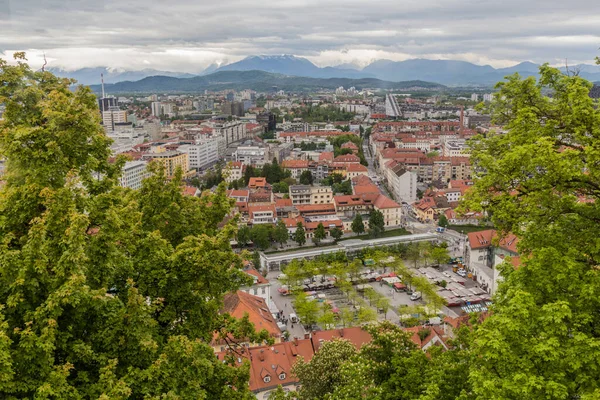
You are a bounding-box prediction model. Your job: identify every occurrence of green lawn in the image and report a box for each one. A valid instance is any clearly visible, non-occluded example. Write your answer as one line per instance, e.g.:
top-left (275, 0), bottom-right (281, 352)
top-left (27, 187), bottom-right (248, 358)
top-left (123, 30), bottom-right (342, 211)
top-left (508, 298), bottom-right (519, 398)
top-left (340, 227), bottom-right (411, 241)
top-left (447, 225), bottom-right (493, 234)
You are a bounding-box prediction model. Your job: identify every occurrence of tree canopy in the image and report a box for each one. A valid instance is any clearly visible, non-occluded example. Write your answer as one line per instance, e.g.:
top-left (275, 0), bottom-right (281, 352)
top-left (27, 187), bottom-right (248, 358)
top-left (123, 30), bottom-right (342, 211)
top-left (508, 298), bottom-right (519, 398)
top-left (0, 54), bottom-right (263, 399)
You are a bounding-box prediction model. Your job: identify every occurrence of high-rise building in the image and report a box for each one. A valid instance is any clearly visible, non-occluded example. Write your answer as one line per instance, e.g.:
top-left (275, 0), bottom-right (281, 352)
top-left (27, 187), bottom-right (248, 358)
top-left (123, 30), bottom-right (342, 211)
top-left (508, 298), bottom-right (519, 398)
top-left (151, 102), bottom-right (162, 117)
top-left (483, 93), bottom-right (494, 102)
top-left (102, 106), bottom-right (128, 131)
top-left (471, 93), bottom-right (479, 102)
top-left (119, 160), bottom-right (150, 190)
top-left (98, 97), bottom-right (117, 113)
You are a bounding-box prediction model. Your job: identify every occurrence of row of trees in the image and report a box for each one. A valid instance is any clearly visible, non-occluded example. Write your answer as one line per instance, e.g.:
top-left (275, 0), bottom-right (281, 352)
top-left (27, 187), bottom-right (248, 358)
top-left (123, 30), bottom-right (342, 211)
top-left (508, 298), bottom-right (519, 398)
top-left (350, 210), bottom-right (386, 238)
top-left (237, 221), bottom-right (344, 250)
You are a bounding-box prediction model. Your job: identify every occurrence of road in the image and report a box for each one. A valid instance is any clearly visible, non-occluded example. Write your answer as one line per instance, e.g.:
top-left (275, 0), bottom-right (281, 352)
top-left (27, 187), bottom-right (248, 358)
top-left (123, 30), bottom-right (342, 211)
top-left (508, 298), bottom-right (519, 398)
top-left (266, 271), bottom-right (308, 340)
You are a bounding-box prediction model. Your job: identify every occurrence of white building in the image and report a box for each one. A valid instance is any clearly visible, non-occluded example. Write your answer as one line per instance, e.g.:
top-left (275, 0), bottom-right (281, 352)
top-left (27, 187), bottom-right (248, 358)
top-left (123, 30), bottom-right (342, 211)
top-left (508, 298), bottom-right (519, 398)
top-left (470, 94), bottom-right (479, 102)
top-left (102, 107), bottom-right (128, 130)
top-left (179, 139), bottom-right (220, 170)
top-left (151, 102), bottom-right (162, 117)
top-left (443, 140), bottom-right (470, 157)
top-left (483, 93), bottom-right (494, 102)
top-left (384, 161), bottom-right (417, 204)
top-left (234, 146), bottom-right (266, 166)
top-left (119, 160), bottom-right (150, 190)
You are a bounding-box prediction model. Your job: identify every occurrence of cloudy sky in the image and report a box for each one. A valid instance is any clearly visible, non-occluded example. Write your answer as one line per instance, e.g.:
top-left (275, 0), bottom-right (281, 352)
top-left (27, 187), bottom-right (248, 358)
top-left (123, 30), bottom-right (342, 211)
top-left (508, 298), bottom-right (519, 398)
top-left (0, 0), bottom-right (598, 72)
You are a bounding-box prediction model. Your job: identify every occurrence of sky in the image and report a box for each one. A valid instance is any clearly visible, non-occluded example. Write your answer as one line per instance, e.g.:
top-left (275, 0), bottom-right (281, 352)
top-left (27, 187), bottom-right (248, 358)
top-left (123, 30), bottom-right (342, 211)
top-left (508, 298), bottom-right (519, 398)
top-left (0, 0), bottom-right (599, 72)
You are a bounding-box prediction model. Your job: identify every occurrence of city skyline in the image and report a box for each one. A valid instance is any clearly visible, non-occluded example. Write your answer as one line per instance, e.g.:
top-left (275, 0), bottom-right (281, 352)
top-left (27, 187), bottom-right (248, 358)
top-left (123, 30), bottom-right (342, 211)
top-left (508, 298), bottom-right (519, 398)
top-left (0, 0), bottom-right (599, 73)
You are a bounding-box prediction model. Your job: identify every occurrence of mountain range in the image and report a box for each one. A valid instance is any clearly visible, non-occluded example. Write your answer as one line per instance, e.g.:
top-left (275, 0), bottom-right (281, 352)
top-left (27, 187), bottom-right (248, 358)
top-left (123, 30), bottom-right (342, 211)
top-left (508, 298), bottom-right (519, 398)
top-left (90, 70), bottom-right (445, 94)
top-left (56, 55), bottom-right (600, 87)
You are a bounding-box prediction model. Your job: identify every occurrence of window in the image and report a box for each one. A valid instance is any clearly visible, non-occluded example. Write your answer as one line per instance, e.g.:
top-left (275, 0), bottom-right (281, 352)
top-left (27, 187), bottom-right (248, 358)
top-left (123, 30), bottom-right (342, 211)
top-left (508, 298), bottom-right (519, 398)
top-left (264, 376), bottom-right (271, 383)
top-left (279, 373), bottom-right (286, 380)
top-left (261, 287), bottom-right (266, 294)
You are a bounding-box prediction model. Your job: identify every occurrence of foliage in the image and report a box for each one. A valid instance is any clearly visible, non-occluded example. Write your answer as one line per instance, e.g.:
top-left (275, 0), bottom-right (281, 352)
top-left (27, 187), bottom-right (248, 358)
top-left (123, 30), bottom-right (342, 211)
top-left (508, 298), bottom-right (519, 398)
top-left (330, 227), bottom-right (344, 242)
top-left (293, 291), bottom-right (320, 328)
top-left (272, 181), bottom-right (289, 193)
top-left (321, 173), bottom-right (344, 186)
top-left (0, 55), bottom-right (262, 398)
top-left (237, 225), bottom-right (252, 247)
top-left (368, 210), bottom-right (386, 238)
top-left (332, 179), bottom-right (353, 195)
top-left (438, 214), bottom-right (449, 228)
top-left (313, 223), bottom-right (326, 246)
top-left (250, 224), bottom-right (273, 250)
top-left (463, 65), bottom-right (600, 399)
top-left (262, 159), bottom-right (292, 184)
top-left (294, 222), bottom-right (306, 246)
top-left (351, 213), bottom-right (365, 235)
top-left (299, 170), bottom-right (314, 185)
top-left (292, 339), bottom-right (358, 399)
top-left (273, 219), bottom-right (290, 247)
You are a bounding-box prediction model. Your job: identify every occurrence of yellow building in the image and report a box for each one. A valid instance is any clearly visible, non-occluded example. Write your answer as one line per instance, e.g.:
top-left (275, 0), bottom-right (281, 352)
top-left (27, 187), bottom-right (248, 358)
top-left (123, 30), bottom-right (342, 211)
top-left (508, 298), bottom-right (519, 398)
top-left (143, 150), bottom-right (191, 179)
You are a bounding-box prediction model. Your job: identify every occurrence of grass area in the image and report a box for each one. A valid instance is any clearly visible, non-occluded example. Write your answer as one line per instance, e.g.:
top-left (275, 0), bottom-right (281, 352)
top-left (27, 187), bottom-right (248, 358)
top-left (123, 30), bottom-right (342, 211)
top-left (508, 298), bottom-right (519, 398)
top-left (447, 225), bottom-right (493, 234)
top-left (340, 228), bottom-right (411, 241)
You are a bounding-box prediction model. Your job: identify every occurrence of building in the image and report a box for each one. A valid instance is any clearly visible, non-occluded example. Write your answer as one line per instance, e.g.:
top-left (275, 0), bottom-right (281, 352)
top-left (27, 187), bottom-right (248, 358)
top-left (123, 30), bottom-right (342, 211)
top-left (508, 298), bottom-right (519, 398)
top-left (102, 107), bottom-right (128, 130)
top-left (248, 204), bottom-right (277, 225)
top-left (142, 150), bottom-right (190, 179)
top-left (248, 177), bottom-right (270, 190)
top-left (465, 230), bottom-right (519, 294)
top-left (310, 186), bottom-right (333, 204)
top-left (222, 101), bottom-right (244, 117)
top-left (443, 140), bottom-right (470, 157)
top-left (281, 159), bottom-right (309, 179)
top-left (240, 267), bottom-right (272, 306)
top-left (483, 93), bottom-right (494, 102)
top-left (213, 291), bottom-right (282, 351)
top-left (385, 161), bottom-right (417, 204)
top-left (471, 94), bottom-right (479, 102)
top-left (119, 160), bottom-right (149, 190)
top-left (224, 161), bottom-right (244, 183)
top-left (179, 139), bottom-right (219, 170)
top-left (151, 102), bottom-right (162, 117)
top-left (234, 146), bottom-right (266, 166)
top-left (288, 185), bottom-right (312, 205)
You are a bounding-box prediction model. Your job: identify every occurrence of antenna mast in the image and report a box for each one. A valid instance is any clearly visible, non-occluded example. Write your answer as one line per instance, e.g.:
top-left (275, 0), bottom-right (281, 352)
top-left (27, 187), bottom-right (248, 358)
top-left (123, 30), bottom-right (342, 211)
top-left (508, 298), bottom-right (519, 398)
top-left (101, 73), bottom-right (106, 98)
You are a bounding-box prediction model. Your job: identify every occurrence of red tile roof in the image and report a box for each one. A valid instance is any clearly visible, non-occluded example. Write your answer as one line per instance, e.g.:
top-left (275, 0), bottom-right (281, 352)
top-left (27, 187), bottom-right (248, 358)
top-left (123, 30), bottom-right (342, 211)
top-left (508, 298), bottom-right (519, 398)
top-left (245, 268), bottom-right (269, 285)
top-left (346, 163), bottom-right (368, 172)
top-left (182, 185), bottom-right (198, 197)
top-left (221, 291), bottom-right (281, 339)
top-left (333, 154), bottom-right (361, 163)
top-left (281, 159), bottom-right (309, 169)
top-left (467, 229), bottom-right (495, 250)
top-left (311, 327), bottom-right (372, 351)
top-left (318, 152), bottom-right (334, 163)
top-left (275, 198), bottom-right (293, 207)
top-left (249, 177), bottom-right (269, 188)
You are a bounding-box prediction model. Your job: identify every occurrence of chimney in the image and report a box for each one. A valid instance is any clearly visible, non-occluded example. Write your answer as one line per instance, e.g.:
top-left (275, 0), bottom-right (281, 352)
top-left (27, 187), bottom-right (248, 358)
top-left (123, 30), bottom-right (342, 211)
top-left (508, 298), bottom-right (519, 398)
top-left (258, 349), bottom-right (265, 361)
top-left (339, 328), bottom-right (344, 337)
top-left (304, 333), bottom-right (310, 339)
top-left (293, 338), bottom-right (298, 346)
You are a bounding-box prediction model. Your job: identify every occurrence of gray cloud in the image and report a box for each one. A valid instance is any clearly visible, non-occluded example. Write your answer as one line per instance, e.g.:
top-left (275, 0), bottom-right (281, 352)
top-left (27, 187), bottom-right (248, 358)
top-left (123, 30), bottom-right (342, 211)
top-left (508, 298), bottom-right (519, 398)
top-left (0, 0), bottom-right (598, 71)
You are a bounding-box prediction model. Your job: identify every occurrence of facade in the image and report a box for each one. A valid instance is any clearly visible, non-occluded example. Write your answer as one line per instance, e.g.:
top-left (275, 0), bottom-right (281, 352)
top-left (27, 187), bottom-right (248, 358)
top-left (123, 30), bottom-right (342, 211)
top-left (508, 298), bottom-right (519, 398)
top-left (310, 186), bottom-right (333, 204)
top-left (224, 161), bottom-right (244, 183)
top-left (102, 108), bottom-right (128, 130)
top-left (289, 185), bottom-right (311, 205)
top-left (385, 162), bottom-right (417, 204)
top-left (179, 139), bottom-right (219, 170)
top-left (248, 204), bottom-right (277, 225)
top-left (281, 159), bottom-right (309, 179)
top-left (235, 146), bottom-right (266, 166)
top-left (142, 150), bottom-right (190, 179)
top-left (151, 102), bottom-right (162, 117)
top-left (119, 160), bottom-right (149, 190)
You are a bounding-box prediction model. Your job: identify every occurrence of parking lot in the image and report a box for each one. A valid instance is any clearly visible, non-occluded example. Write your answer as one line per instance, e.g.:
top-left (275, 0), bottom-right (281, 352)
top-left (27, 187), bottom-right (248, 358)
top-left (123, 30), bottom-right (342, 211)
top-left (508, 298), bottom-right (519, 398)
top-left (267, 260), bottom-right (489, 334)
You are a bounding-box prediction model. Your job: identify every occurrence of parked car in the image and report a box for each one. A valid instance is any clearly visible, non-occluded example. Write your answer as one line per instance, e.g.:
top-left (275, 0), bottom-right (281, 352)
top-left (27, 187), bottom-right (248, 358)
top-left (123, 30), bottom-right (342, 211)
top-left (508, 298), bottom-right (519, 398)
top-left (410, 292), bottom-right (422, 301)
top-left (290, 313), bottom-right (299, 323)
top-left (277, 274), bottom-right (287, 280)
top-left (457, 269), bottom-right (467, 278)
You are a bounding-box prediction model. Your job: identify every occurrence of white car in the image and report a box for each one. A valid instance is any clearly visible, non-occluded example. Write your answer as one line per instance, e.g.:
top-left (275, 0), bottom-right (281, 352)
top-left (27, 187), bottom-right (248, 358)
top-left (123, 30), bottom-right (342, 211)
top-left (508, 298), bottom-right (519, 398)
top-left (410, 292), bottom-right (422, 301)
top-left (277, 274), bottom-right (287, 280)
top-left (457, 269), bottom-right (467, 278)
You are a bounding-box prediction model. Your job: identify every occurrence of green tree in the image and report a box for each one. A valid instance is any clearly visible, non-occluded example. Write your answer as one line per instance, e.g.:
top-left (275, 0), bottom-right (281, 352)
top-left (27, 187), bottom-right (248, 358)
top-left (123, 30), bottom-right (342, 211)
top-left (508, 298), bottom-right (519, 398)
top-left (294, 222), bottom-right (306, 246)
top-left (294, 291), bottom-right (319, 328)
top-left (429, 246), bottom-right (450, 266)
top-left (292, 339), bottom-right (358, 399)
top-left (0, 55), bottom-right (263, 398)
top-left (463, 65), bottom-right (600, 399)
top-left (250, 224), bottom-right (273, 250)
top-left (237, 224), bottom-right (252, 247)
top-left (272, 181), bottom-right (289, 194)
top-left (330, 227), bottom-right (344, 242)
top-left (313, 222), bottom-right (326, 246)
top-left (438, 213), bottom-right (449, 228)
top-left (299, 170), bottom-right (314, 185)
top-left (351, 213), bottom-right (365, 235)
top-left (368, 209), bottom-right (386, 238)
top-left (244, 165), bottom-right (256, 185)
top-left (273, 219), bottom-right (290, 248)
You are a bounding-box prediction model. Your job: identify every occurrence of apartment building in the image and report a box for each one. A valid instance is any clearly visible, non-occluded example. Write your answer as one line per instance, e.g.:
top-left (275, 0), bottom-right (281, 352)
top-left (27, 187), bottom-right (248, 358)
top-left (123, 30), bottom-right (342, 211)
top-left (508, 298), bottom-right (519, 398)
top-left (119, 160), bottom-right (150, 190)
top-left (234, 146), bottom-right (266, 166)
top-left (142, 150), bottom-right (190, 179)
top-left (224, 161), bottom-right (244, 183)
top-left (179, 139), bottom-right (219, 170)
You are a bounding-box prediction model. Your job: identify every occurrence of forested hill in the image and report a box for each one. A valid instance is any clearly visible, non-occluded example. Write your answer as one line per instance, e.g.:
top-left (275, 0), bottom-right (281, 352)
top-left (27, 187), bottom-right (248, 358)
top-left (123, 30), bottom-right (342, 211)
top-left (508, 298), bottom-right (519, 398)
top-left (90, 70), bottom-right (445, 93)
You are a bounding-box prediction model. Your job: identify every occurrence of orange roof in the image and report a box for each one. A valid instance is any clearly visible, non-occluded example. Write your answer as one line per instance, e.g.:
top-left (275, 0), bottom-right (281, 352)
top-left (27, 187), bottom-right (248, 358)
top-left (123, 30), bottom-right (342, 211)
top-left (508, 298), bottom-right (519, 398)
top-left (374, 194), bottom-right (400, 209)
top-left (351, 175), bottom-right (375, 186)
top-left (228, 161), bottom-right (243, 169)
top-left (341, 142), bottom-right (359, 150)
top-left (282, 217), bottom-right (305, 228)
top-left (304, 219), bottom-right (343, 230)
top-left (333, 154), bottom-right (360, 163)
top-left (275, 198), bottom-right (293, 207)
top-left (467, 229), bottom-right (495, 250)
top-left (249, 177), bottom-right (269, 188)
top-left (318, 152), bottom-right (334, 162)
top-left (346, 163), bottom-right (368, 172)
top-left (216, 339), bottom-right (315, 392)
top-left (281, 159), bottom-right (309, 169)
top-left (248, 204), bottom-right (276, 217)
top-left (221, 291), bottom-right (281, 339)
top-left (245, 268), bottom-right (269, 285)
top-left (295, 204), bottom-right (336, 214)
top-left (403, 326), bottom-right (448, 350)
top-left (354, 184), bottom-right (380, 195)
top-left (311, 327), bottom-right (372, 351)
top-left (182, 185), bottom-right (198, 197)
